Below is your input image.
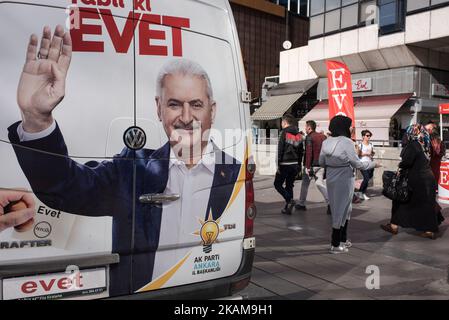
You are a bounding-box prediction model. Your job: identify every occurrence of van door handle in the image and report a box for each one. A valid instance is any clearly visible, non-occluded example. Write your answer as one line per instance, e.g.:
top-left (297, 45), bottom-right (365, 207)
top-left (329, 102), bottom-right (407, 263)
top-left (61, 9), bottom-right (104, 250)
top-left (139, 193), bottom-right (180, 204)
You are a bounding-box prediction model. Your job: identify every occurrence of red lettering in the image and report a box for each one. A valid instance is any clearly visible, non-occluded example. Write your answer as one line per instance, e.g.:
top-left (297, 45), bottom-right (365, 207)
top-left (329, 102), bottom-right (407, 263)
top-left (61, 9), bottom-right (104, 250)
top-left (139, 14), bottom-right (167, 56)
top-left (114, 0), bottom-right (125, 8)
top-left (39, 279), bottom-right (55, 292)
top-left (81, 0), bottom-right (96, 5)
top-left (97, 0), bottom-right (111, 6)
top-left (57, 277), bottom-right (72, 290)
top-left (134, 0), bottom-right (151, 11)
top-left (21, 281), bottom-right (37, 294)
top-left (73, 0), bottom-right (125, 7)
top-left (71, 8), bottom-right (104, 52)
top-left (100, 9), bottom-right (141, 54)
top-left (162, 16), bottom-right (190, 57)
top-left (440, 170), bottom-right (449, 186)
top-left (75, 273), bottom-right (84, 288)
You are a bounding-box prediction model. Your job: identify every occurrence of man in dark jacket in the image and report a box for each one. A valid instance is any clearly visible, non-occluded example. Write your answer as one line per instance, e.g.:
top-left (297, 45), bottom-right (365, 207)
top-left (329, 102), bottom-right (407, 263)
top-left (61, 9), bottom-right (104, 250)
top-left (295, 120), bottom-right (330, 214)
top-left (274, 114), bottom-right (304, 215)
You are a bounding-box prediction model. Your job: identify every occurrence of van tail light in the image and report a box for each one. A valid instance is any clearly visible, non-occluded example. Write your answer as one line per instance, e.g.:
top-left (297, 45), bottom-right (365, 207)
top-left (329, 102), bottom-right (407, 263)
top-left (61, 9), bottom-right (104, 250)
top-left (245, 156), bottom-right (256, 238)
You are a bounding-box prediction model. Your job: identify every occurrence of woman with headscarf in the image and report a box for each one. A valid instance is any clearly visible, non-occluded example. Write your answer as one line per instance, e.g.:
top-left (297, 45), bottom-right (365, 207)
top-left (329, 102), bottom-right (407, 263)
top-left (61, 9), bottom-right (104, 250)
top-left (319, 116), bottom-right (379, 254)
top-left (381, 124), bottom-right (444, 239)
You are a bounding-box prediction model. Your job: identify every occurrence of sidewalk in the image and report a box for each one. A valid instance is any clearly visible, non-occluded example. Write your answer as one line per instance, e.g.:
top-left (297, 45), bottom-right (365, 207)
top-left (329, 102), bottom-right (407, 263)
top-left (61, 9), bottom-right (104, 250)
top-left (240, 175), bottom-right (449, 300)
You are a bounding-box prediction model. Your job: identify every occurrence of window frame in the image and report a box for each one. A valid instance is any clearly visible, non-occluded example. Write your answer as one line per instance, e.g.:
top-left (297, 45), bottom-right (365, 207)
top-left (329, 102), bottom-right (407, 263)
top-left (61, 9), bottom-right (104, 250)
top-left (378, 0), bottom-right (406, 35)
top-left (309, 0), bottom-right (363, 39)
top-left (308, 0), bottom-right (410, 39)
top-left (406, 0), bottom-right (449, 16)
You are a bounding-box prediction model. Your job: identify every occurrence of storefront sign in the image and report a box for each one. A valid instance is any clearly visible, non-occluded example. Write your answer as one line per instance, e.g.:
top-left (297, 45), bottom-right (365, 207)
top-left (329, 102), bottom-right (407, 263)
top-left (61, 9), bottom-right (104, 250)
top-left (352, 78), bottom-right (372, 92)
top-left (439, 103), bottom-right (449, 114)
top-left (326, 60), bottom-right (355, 125)
top-left (432, 84), bottom-right (449, 98)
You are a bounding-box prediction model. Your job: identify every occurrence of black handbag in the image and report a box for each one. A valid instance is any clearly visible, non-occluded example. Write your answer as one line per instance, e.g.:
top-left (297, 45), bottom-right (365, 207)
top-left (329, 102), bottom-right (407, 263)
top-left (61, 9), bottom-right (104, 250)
top-left (382, 169), bottom-right (411, 203)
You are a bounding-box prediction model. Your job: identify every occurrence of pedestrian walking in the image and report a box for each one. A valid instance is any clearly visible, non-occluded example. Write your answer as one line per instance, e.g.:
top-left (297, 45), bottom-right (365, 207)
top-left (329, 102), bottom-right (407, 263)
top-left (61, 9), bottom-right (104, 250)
top-left (357, 130), bottom-right (375, 200)
top-left (295, 120), bottom-right (329, 213)
top-left (381, 124), bottom-right (445, 239)
top-left (425, 121), bottom-right (446, 188)
top-left (274, 114), bottom-right (304, 215)
top-left (319, 116), bottom-right (378, 254)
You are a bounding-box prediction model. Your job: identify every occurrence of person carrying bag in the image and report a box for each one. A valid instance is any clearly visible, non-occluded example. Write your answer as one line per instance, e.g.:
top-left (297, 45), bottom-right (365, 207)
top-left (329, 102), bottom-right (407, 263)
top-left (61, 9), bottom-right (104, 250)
top-left (381, 124), bottom-right (444, 239)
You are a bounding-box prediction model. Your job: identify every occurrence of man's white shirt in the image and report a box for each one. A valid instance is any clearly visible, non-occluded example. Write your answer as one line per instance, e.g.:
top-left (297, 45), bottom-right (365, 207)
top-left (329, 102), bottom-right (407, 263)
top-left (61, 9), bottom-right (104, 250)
top-left (17, 121), bottom-right (57, 142)
top-left (152, 143), bottom-right (215, 280)
top-left (17, 121), bottom-right (217, 282)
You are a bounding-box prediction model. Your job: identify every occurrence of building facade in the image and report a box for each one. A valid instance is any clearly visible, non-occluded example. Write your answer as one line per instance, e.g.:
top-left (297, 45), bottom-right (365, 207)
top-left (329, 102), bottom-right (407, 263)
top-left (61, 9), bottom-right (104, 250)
top-left (280, 0), bottom-right (449, 143)
top-left (230, 0), bottom-right (309, 100)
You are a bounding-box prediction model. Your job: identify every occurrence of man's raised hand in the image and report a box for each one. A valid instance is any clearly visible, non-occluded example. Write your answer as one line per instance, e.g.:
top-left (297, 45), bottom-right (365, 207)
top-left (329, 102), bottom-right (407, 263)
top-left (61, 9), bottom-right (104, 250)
top-left (17, 25), bottom-right (72, 133)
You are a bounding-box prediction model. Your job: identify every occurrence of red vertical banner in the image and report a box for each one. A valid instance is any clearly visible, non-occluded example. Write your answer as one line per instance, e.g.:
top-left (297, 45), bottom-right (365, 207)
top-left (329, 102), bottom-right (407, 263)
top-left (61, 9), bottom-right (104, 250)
top-left (326, 60), bottom-right (355, 126)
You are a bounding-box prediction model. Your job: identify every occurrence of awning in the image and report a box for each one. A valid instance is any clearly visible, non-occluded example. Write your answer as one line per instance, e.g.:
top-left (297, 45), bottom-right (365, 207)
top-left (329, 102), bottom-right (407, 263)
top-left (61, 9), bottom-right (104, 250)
top-left (298, 93), bottom-right (412, 141)
top-left (251, 93), bottom-right (304, 121)
top-left (268, 78), bottom-right (318, 96)
top-left (252, 78), bottom-right (319, 121)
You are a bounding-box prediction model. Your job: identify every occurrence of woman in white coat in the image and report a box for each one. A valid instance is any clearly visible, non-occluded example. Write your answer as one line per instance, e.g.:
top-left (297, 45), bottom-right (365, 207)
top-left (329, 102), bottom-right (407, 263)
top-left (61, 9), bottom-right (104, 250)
top-left (319, 116), bottom-right (379, 254)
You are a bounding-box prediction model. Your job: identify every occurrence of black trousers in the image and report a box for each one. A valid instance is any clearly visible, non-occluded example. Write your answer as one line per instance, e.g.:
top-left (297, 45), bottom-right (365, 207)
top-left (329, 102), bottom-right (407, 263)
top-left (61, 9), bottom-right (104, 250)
top-left (274, 164), bottom-right (299, 204)
top-left (332, 220), bottom-right (349, 247)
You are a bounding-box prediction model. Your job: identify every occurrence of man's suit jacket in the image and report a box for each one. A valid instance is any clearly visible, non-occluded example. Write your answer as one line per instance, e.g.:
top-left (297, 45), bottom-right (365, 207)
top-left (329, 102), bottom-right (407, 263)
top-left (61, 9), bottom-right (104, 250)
top-left (8, 122), bottom-right (241, 295)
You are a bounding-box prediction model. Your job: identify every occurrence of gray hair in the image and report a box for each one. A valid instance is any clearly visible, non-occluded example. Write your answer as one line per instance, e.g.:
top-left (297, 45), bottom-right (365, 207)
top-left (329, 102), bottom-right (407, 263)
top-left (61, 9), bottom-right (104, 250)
top-left (156, 58), bottom-right (214, 100)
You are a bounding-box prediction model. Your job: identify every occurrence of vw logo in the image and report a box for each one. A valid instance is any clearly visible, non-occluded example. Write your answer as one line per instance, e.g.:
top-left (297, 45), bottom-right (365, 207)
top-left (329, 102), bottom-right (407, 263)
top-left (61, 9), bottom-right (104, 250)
top-left (123, 126), bottom-right (146, 150)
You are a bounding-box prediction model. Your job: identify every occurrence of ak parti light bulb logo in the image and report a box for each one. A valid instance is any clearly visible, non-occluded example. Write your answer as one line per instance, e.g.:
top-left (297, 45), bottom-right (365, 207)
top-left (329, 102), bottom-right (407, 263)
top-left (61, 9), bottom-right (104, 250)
top-left (193, 210), bottom-right (225, 253)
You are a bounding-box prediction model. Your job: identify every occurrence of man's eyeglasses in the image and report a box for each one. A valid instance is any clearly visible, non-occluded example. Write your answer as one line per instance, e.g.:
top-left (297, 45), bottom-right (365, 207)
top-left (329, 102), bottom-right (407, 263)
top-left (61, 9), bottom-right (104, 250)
top-left (365, 135), bottom-right (372, 137)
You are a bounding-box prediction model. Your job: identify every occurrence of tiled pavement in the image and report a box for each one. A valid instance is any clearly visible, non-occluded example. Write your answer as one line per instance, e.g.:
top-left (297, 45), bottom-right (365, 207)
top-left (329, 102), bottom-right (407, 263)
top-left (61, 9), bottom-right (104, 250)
top-left (240, 175), bottom-right (449, 300)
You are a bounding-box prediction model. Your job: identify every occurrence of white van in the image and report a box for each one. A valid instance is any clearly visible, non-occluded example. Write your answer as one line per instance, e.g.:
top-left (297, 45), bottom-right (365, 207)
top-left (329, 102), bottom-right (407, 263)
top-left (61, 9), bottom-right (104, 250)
top-left (0, 0), bottom-right (256, 300)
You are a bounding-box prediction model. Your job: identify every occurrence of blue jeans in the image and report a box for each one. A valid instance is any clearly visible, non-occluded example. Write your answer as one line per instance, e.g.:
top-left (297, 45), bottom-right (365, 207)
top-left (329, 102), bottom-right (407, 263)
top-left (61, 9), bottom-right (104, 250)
top-left (359, 169), bottom-right (374, 193)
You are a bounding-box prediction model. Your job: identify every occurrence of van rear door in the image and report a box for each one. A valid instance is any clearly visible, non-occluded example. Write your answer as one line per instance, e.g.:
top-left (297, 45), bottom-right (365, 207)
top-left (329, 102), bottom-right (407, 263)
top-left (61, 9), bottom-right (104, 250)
top-left (131, 0), bottom-right (248, 294)
top-left (0, 1), bottom-right (137, 299)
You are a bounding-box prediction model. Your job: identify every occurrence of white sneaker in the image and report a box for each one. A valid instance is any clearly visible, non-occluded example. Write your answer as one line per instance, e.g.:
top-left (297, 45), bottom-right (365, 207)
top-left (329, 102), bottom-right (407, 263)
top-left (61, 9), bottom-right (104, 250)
top-left (341, 240), bottom-right (352, 248)
top-left (363, 193), bottom-right (370, 200)
top-left (329, 245), bottom-right (349, 254)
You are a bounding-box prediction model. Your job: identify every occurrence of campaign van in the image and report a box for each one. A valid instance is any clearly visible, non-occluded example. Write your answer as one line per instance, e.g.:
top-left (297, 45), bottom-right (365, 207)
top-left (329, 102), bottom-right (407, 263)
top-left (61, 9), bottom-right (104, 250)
top-left (0, 0), bottom-right (255, 300)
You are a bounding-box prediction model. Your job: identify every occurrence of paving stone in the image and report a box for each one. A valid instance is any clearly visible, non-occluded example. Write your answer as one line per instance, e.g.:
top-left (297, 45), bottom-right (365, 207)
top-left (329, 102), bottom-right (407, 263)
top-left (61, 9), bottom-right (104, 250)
top-left (239, 283), bottom-right (279, 300)
top-left (248, 178), bottom-right (449, 300)
top-left (253, 261), bottom-right (293, 274)
top-left (274, 270), bottom-right (329, 289)
top-left (250, 268), bottom-right (312, 297)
